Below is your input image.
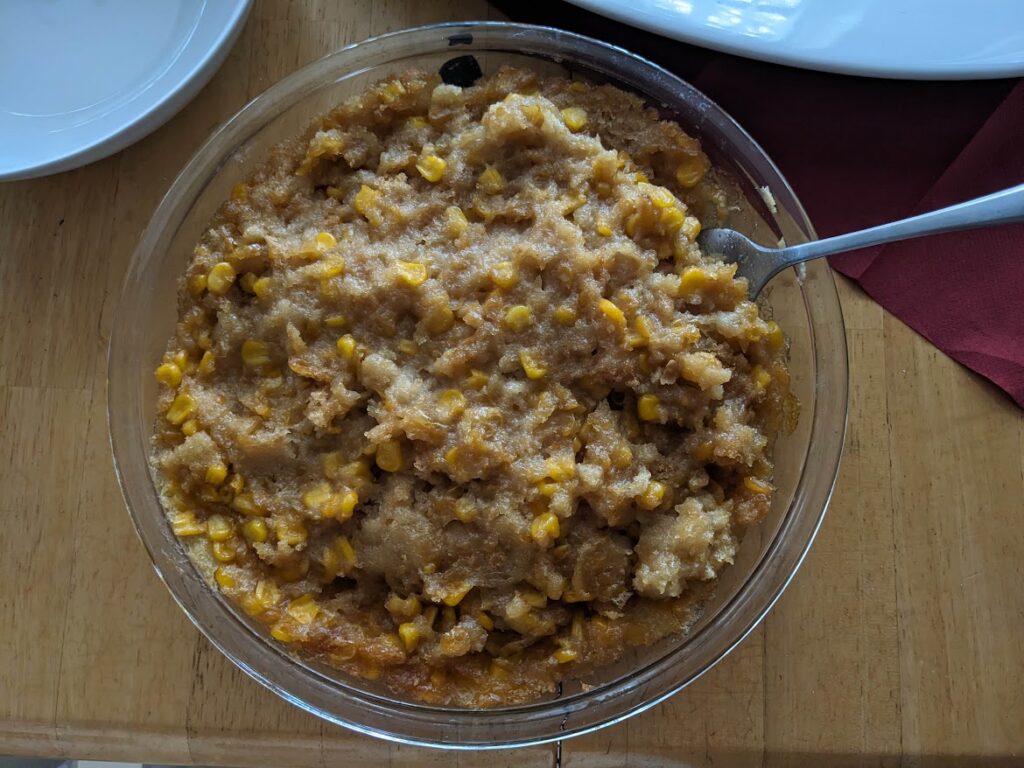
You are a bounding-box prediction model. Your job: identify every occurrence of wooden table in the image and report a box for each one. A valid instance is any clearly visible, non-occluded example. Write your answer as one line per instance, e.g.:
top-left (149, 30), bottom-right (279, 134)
top-left (2, 1), bottom-right (1022, 765)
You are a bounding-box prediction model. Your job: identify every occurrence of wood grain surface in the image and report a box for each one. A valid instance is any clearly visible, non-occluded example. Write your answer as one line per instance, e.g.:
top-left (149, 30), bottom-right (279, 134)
top-left (1, 1), bottom-right (1022, 765)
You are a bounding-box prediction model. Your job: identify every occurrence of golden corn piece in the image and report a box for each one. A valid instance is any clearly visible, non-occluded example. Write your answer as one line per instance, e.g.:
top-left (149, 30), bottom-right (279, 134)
top-left (678, 266), bottom-right (707, 297)
top-left (270, 623), bottom-right (293, 642)
top-left (239, 272), bottom-right (258, 293)
top-left (241, 339), bottom-right (270, 367)
top-left (681, 216), bottom-right (702, 241)
top-left (214, 567), bottom-right (236, 589)
top-left (302, 482), bottom-right (332, 511)
top-left (549, 306), bottom-right (576, 328)
top-left (453, 496), bottom-right (477, 523)
top-left (397, 338), bottom-right (417, 354)
top-left (315, 231), bottom-right (336, 249)
top-left (395, 260), bottom-right (427, 286)
top-left (693, 441), bottom-right (715, 462)
top-left (166, 393), bottom-right (196, 425)
top-left (376, 440), bottom-right (403, 472)
top-left (476, 611), bottom-right (494, 631)
top-left (519, 350), bottom-right (546, 380)
top-left (552, 646), bottom-right (578, 664)
top-left (490, 261), bottom-right (518, 288)
top-left (465, 369), bottom-right (489, 389)
top-left (766, 320), bottom-right (785, 349)
top-left (531, 511), bottom-right (560, 546)
top-left (232, 492), bottom-right (262, 517)
top-left (322, 489), bottom-right (357, 520)
top-left (187, 272), bottom-right (207, 296)
top-left (638, 480), bottom-right (666, 510)
top-left (661, 206), bottom-right (685, 234)
top-left (611, 444), bottom-right (633, 469)
top-left (336, 334), bottom-right (357, 360)
top-left (503, 304), bottom-right (532, 331)
top-left (154, 362), bottom-right (182, 388)
top-left (336, 535), bottom-right (356, 566)
top-left (637, 393), bottom-right (661, 422)
top-left (537, 479), bottom-right (558, 497)
top-left (353, 185), bottom-right (381, 224)
top-left (752, 365), bottom-right (772, 393)
top-left (251, 276), bottom-right (271, 298)
top-left (561, 106), bottom-right (587, 132)
top-left (423, 304), bottom-right (455, 335)
top-left (408, 115), bottom-right (429, 130)
top-left (598, 298), bottom-right (626, 329)
top-left (254, 580), bottom-right (280, 612)
top-left (442, 582), bottom-right (472, 607)
top-left (204, 462), bottom-right (228, 486)
top-left (211, 539), bottom-right (236, 563)
top-left (275, 518), bottom-right (307, 547)
top-left (438, 389), bottom-right (466, 420)
top-left (287, 594), bottom-right (319, 625)
top-left (206, 514), bottom-right (233, 542)
top-left (398, 622), bottom-right (420, 651)
top-left (195, 350), bottom-right (215, 377)
top-left (744, 476), bottom-right (773, 495)
top-left (479, 166), bottom-right (505, 194)
top-left (675, 155), bottom-right (707, 188)
top-left (416, 154), bottom-right (447, 182)
top-left (324, 314), bottom-right (346, 329)
top-left (242, 518), bottom-right (268, 543)
top-left (180, 419), bottom-right (199, 437)
top-left (645, 184), bottom-right (677, 209)
top-left (171, 511), bottom-right (205, 537)
top-left (545, 455), bottom-right (576, 481)
top-left (206, 262), bottom-right (236, 295)
top-left (446, 205), bottom-right (469, 237)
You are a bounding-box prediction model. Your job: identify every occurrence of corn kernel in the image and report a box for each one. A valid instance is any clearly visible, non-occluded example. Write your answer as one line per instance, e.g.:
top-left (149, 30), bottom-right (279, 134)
top-left (545, 306), bottom-right (575, 329)
top-left (611, 444), bottom-right (633, 468)
top-left (195, 350), bottom-right (215, 377)
top-left (490, 261), bottom-right (518, 288)
top-left (522, 590), bottom-right (548, 608)
top-left (205, 462), bottom-right (228, 486)
top-left (504, 304), bottom-right (532, 331)
top-left (166, 393), bottom-right (196, 425)
top-left (324, 488), bottom-right (359, 520)
top-left (239, 272), bottom-right (258, 294)
top-left (753, 365), bottom-right (772, 392)
top-left (324, 314), bottom-right (347, 329)
top-left (398, 622), bottom-right (420, 650)
top-left (596, 222), bottom-right (613, 237)
top-left (211, 540), bottom-right (236, 563)
top-left (466, 369), bottom-right (489, 389)
top-left (270, 623), bottom-right (293, 642)
top-left (530, 511), bottom-right (560, 546)
top-left (376, 440), bottom-right (403, 472)
top-left (180, 419), bottom-right (199, 436)
top-left (519, 350), bottom-right (547, 380)
top-left (545, 456), bottom-right (576, 481)
top-left (438, 389), bottom-right (466, 420)
top-left (442, 583), bottom-right (472, 607)
top-left (315, 231), bottom-right (337, 249)
top-left (353, 185), bottom-right (381, 224)
top-left (681, 216), bottom-right (702, 241)
top-left (336, 535), bottom-right (356, 565)
top-left (561, 107), bottom-right (587, 132)
top-left (693, 441), bottom-right (715, 462)
top-left (241, 340), bottom-right (271, 367)
top-left (646, 184), bottom-right (677, 209)
top-left (598, 298), bottom-right (626, 329)
top-left (397, 338), bottom-right (417, 354)
top-left (336, 334), bottom-right (356, 359)
top-left (303, 482), bottom-right (333, 510)
top-left (446, 205), bottom-right (469, 237)
top-left (537, 479), bottom-right (558, 497)
top-left (188, 272), bottom-right (207, 296)
top-left (171, 511), bottom-right (205, 537)
top-left (660, 206), bottom-right (685, 234)
top-left (275, 518), bottom-right (308, 547)
top-left (254, 580), bottom-right (280, 611)
top-left (479, 166), bottom-right (505, 194)
top-left (242, 518), bottom-right (268, 543)
top-left (251, 276), bottom-right (271, 298)
top-left (676, 155), bottom-right (707, 188)
top-left (154, 362), bottom-right (182, 388)
top-left (552, 647), bottom-right (578, 664)
top-left (744, 476), bottom-right (773, 495)
top-left (444, 446), bottom-right (460, 466)
top-left (766, 321), bottom-right (785, 349)
top-left (453, 497), bottom-right (477, 523)
top-left (416, 154), bottom-right (447, 182)
top-left (638, 480), bottom-right (666, 510)
top-left (206, 262), bottom-right (236, 295)
top-left (424, 304), bottom-right (455, 334)
top-left (395, 260), bottom-right (428, 286)
top-left (232, 492), bottom-right (263, 517)
top-left (476, 611), bottom-right (494, 631)
top-left (214, 566), bottom-right (236, 589)
top-left (637, 393), bottom-right (661, 422)
top-left (678, 266), bottom-right (707, 296)
top-left (287, 594), bottom-right (319, 625)
top-left (206, 514), bottom-right (233, 542)
top-left (408, 115), bottom-right (429, 130)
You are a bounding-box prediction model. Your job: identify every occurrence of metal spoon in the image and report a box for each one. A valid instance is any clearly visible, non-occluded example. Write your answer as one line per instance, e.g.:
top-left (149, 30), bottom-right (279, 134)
top-left (698, 183), bottom-right (1024, 298)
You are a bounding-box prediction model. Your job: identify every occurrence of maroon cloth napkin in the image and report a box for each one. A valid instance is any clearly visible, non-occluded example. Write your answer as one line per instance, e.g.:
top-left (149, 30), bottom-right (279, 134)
top-left (494, 2), bottom-right (1024, 407)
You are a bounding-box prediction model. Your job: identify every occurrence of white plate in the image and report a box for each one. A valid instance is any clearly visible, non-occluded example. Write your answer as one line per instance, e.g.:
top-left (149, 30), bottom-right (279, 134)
top-left (565, 0), bottom-right (1024, 79)
top-left (0, 0), bottom-right (252, 181)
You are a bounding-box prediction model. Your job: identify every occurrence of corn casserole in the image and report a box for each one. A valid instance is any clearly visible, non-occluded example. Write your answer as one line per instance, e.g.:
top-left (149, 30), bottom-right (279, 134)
top-left (150, 66), bottom-right (792, 707)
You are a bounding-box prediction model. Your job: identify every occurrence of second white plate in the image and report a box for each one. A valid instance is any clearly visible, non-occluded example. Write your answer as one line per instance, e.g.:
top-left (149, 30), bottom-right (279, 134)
top-left (565, 0), bottom-right (1024, 79)
top-left (0, 0), bottom-right (252, 181)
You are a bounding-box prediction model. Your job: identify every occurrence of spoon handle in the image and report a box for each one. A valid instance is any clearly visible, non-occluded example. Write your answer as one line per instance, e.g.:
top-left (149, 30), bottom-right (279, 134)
top-left (780, 183), bottom-right (1024, 264)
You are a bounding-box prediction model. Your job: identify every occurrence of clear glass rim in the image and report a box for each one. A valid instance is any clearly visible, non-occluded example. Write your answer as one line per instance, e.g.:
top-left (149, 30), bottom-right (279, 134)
top-left (108, 21), bottom-right (849, 750)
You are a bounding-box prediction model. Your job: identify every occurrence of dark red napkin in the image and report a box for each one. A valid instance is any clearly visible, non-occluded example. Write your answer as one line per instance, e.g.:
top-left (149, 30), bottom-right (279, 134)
top-left (494, 2), bottom-right (1024, 407)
